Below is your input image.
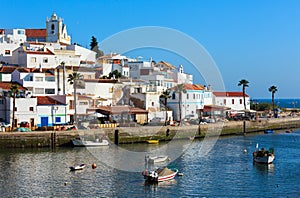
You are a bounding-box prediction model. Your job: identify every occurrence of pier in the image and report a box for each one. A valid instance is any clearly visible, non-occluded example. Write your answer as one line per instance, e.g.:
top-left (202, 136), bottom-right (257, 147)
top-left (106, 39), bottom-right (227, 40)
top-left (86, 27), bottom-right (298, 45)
top-left (0, 117), bottom-right (299, 148)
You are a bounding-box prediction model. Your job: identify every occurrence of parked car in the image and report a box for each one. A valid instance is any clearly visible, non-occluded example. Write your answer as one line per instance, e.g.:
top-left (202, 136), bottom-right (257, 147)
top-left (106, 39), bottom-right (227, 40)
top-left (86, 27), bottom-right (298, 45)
top-left (20, 121), bottom-right (30, 128)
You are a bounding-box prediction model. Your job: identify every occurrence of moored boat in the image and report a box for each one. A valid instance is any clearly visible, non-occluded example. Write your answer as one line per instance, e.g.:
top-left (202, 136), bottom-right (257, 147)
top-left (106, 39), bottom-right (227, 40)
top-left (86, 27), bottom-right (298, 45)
top-left (145, 155), bottom-right (169, 164)
top-left (69, 163), bottom-right (86, 171)
top-left (264, 129), bottom-right (274, 134)
top-left (142, 167), bottom-right (178, 183)
top-left (253, 147), bottom-right (275, 164)
top-left (72, 138), bottom-right (109, 147)
top-left (146, 140), bottom-right (159, 144)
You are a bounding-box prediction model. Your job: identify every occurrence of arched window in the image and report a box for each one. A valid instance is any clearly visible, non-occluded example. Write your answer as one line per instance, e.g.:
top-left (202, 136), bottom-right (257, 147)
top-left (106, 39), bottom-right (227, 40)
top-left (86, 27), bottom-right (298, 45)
top-left (51, 24), bottom-right (55, 30)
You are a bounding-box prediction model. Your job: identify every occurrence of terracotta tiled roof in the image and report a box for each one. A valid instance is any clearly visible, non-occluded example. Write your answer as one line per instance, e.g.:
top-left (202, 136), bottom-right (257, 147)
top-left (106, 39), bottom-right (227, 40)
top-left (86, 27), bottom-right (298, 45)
top-left (78, 95), bottom-right (93, 100)
top-left (170, 84), bottom-right (205, 91)
top-left (213, 92), bottom-right (249, 97)
top-left (26, 48), bottom-right (54, 55)
top-left (16, 67), bottom-right (54, 73)
top-left (37, 96), bottom-right (65, 105)
top-left (25, 29), bottom-right (46, 38)
top-left (0, 82), bottom-right (27, 91)
top-left (96, 105), bottom-right (148, 115)
top-left (0, 66), bottom-right (18, 73)
top-left (155, 61), bottom-right (176, 70)
top-left (84, 79), bottom-right (118, 83)
top-left (0, 29), bottom-right (4, 34)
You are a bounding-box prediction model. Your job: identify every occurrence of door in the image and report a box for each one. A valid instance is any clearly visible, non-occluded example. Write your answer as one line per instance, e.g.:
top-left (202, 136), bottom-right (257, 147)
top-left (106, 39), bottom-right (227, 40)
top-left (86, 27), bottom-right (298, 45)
top-left (41, 117), bottom-right (48, 126)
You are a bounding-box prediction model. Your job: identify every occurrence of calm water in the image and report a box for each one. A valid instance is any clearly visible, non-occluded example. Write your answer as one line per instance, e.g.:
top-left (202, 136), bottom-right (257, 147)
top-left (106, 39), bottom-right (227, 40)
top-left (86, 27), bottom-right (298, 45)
top-left (254, 98), bottom-right (300, 108)
top-left (1, 130), bottom-right (300, 197)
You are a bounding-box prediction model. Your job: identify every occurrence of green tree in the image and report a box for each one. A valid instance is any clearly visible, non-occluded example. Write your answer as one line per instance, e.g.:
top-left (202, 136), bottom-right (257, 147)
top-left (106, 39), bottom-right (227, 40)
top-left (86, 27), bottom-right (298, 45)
top-left (9, 83), bottom-right (20, 128)
top-left (90, 36), bottom-right (104, 58)
top-left (108, 70), bottom-right (122, 79)
top-left (67, 72), bottom-right (83, 125)
top-left (160, 89), bottom-right (171, 126)
top-left (238, 79), bottom-right (249, 110)
top-left (268, 85), bottom-right (278, 117)
top-left (174, 84), bottom-right (187, 125)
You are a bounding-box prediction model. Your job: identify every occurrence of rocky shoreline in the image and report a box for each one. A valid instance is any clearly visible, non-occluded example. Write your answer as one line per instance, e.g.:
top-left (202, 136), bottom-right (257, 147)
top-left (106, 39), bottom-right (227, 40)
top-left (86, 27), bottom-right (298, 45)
top-left (0, 117), bottom-right (299, 148)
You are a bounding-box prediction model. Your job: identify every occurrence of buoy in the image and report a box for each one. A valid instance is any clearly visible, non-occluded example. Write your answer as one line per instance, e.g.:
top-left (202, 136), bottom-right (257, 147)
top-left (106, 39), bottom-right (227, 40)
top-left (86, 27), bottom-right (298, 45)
top-left (64, 182), bottom-right (68, 186)
top-left (92, 163), bottom-right (97, 169)
top-left (243, 149), bottom-right (247, 153)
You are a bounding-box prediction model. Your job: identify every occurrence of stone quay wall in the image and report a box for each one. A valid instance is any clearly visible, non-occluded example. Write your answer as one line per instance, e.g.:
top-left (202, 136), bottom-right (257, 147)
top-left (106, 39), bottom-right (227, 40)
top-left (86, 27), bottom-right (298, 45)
top-left (0, 117), bottom-right (299, 148)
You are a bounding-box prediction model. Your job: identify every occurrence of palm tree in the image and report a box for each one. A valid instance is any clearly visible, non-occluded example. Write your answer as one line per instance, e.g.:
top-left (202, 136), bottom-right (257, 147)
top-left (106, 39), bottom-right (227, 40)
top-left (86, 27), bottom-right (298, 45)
top-left (160, 89), bottom-right (171, 126)
top-left (174, 84), bottom-right (187, 125)
top-left (9, 83), bottom-right (20, 129)
top-left (67, 72), bottom-right (83, 125)
top-left (268, 85), bottom-right (278, 118)
top-left (238, 79), bottom-right (249, 110)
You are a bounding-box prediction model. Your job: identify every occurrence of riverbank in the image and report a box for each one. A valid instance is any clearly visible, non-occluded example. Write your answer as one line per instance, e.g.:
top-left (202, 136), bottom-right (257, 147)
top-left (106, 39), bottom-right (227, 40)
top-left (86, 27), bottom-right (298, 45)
top-left (0, 117), bottom-right (299, 148)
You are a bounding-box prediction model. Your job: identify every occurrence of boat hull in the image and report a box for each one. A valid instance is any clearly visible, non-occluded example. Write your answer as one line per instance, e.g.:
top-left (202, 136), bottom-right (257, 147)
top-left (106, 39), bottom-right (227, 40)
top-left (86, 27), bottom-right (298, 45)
top-left (253, 155), bottom-right (275, 164)
top-left (142, 168), bottom-right (178, 183)
top-left (72, 139), bottom-right (109, 147)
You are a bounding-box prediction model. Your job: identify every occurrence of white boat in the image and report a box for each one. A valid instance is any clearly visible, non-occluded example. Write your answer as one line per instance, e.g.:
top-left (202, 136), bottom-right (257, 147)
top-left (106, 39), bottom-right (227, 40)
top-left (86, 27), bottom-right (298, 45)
top-left (253, 147), bottom-right (275, 164)
top-left (72, 138), bottom-right (109, 147)
top-left (142, 167), bottom-right (178, 183)
top-left (145, 155), bottom-right (169, 164)
top-left (69, 163), bottom-right (86, 171)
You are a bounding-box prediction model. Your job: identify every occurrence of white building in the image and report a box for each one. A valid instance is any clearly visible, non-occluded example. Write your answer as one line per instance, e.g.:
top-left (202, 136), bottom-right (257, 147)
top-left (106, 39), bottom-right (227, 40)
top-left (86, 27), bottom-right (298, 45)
top-left (97, 53), bottom-right (130, 77)
top-left (0, 29), bottom-right (26, 44)
top-left (213, 92), bottom-right (250, 111)
top-left (168, 84), bottom-right (213, 121)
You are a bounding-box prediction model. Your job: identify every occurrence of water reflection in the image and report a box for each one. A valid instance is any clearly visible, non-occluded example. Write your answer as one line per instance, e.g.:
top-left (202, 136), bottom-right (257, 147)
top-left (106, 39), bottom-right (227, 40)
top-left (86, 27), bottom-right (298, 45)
top-left (254, 163), bottom-right (275, 175)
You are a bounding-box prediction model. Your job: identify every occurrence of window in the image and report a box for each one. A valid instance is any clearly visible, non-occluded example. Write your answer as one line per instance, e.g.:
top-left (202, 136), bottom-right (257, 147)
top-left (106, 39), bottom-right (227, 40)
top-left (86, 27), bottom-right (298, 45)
top-left (29, 107), bottom-right (34, 111)
top-left (45, 89), bottom-right (55, 94)
top-left (35, 88), bottom-right (44, 94)
top-left (232, 99), bottom-right (235, 104)
top-left (79, 101), bottom-right (88, 105)
top-left (224, 99), bottom-right (226, 105)
top-left (152, 102), bottom-right (154, 106)
top-left (43, 58), bottom-right (48, 63)
top-left (55, 117), bottom-right (61, 123)
top-left (45, 76), bottom-right (55, 82)
top-left (17, 30), bottom-right (25, 34)
top-left (5, 50), bottom-right (10, 55)
top-left (187, 94), bottom-right (189, 100)
top-left (31, 57), bottom-right (36, 63)
top-left (51, 24), bottom-right (55, 30)
top-left (172, 93), bottom-right (176, 100)
top-left (35, 77), bottom-right (43, 82)
top-left (240, 99), bottom-right (243, 104)
top-left (193, 94), bottom-right (195, 99)
top-left (14, 107), bottom-right (17, 111)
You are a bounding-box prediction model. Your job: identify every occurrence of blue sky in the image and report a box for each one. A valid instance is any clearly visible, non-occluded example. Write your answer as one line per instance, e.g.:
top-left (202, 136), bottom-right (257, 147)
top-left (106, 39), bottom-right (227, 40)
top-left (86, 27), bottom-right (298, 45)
top-left (2, 0), bottom-right (300, 98)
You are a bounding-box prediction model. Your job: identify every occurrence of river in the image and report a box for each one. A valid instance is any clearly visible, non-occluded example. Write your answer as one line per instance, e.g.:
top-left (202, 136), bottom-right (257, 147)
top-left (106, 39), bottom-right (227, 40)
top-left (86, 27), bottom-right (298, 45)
top-left (0, 129), bottom-right (299, 197)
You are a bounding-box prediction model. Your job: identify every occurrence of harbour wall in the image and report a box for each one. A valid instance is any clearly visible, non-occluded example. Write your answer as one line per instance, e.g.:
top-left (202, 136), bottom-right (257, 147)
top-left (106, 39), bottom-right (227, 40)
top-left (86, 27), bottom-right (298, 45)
top-left (0, 117), bottom-right (299, 148)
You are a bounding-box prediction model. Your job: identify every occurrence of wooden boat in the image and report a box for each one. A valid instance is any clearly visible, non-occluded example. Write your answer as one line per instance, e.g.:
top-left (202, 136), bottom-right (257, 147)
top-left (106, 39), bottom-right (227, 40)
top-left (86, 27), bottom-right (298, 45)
top-left (253, 147), bottom-right (275, 164)
top-left (264, 129), bottom-right (274, 134)
top-left (142, 167), bottom-right (178, 183)
top-left (69, 164), bottom-right (86, 171)
top-left (72, 138), bottom-right (109, 147)
top-left (145, 155), bottom-right (169, 164)
top-left (286, 129), bottom-right (294, 133)
top-left (146, 140), bottom-right (159, 144)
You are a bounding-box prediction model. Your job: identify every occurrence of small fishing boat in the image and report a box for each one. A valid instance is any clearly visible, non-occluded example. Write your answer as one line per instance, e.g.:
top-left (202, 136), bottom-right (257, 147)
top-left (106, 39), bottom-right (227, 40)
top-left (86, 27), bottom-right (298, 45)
top-left (146, 140), bottom-right (159, 144)
top-left (142, 166), bottom-right (178, 183)
top-left (285, 129), bottom-right (293, 133)
top-left (145, 155), bottom-right (169, 164)
top-left (253, 145), bottom-right (275, 164)
top-left (264, 129), bottom-right (274, 134)
top-left (69, 164), bottom-right (86, 171)
top-left (72, 138), bottom-right (109, 147)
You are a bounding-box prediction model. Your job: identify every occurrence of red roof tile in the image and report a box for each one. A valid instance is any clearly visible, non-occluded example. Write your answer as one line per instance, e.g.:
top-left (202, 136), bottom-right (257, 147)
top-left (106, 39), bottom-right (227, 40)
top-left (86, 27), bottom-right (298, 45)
top-left (25, 29), bottom-right (46, 38)
top-left (26, 48), bottom-right (54, 55)
top-left (37, 96), bottom-right (65, 105)
top-left (213, 92), bottom-right (249, 97)
top-left (170, 84), bottom-right (205, 91)
top-left (0, 82), bottom-right (27, 91)
top-left (0, 66), bottom-right (18, 73)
